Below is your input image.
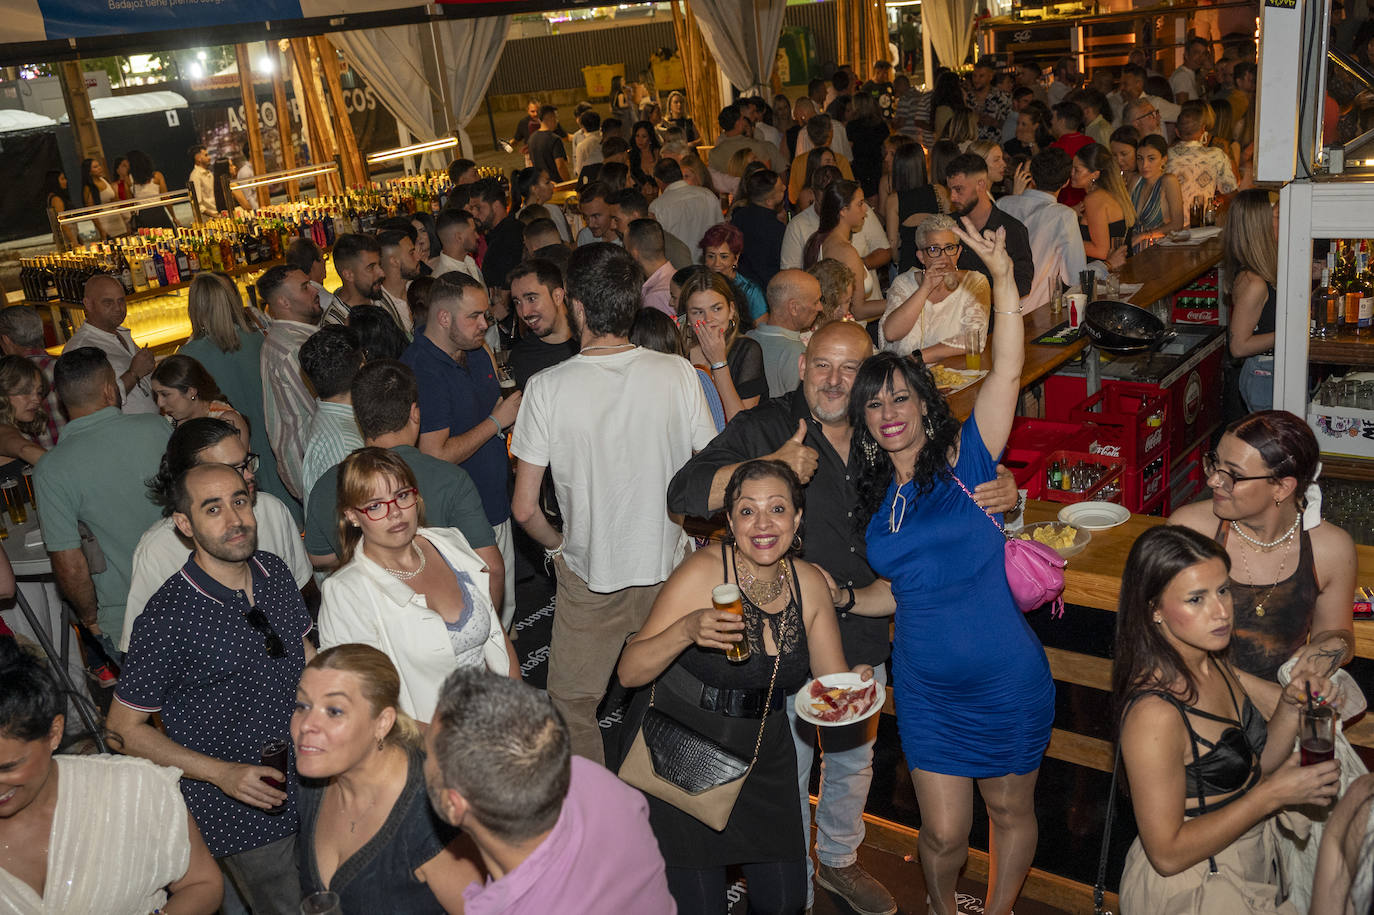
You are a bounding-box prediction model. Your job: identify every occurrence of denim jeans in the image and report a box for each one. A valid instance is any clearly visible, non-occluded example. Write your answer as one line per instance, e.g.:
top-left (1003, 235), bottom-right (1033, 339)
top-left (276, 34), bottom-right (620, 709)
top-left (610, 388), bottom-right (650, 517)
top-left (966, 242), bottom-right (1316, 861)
top-left (787, 664), bottom-right (887, 902)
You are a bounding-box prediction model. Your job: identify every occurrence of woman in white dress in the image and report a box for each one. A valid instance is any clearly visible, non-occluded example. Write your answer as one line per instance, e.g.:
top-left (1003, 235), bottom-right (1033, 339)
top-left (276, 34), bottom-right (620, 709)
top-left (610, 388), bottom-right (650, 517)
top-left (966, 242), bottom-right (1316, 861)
top-left (0, 638), bottom-right (221, 914)
top-left (879, 213), bottom-right (991, 363)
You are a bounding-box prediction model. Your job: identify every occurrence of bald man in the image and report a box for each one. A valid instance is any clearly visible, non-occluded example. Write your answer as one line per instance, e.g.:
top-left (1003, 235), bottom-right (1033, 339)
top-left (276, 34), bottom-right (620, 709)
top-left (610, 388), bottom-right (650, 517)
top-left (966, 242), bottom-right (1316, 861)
top-left (747, 270), bottom-right (824, 398)
top-left (63, 273), bottom-right (158, 413)
top-left (668, 319), bottom-right (1017, 913)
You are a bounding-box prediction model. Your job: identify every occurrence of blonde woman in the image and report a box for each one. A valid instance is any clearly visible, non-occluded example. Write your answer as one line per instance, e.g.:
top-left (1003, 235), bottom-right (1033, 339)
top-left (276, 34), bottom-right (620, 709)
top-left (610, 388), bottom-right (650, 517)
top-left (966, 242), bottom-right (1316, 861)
top-left (0, 355), bottom-right (51, 464)
top-left (802, 179), bottom-right (887, 320)
top-left (880, 214), bottom-right (991, 363)
top-left (318, 448), bottom-right (517, 724)
top-left (1224, 190), bottom-right (1279, 410)
top-left (680, 269), bottom-right (767, 421)
top-left (292, 644), bottom-right (481, 912)
top-left (966, 139), bottom-right (1008, 195)
top-left (1071, 143), bottom-right (1136, 260)
top-left (937, 108), bottom-right (978, 149)
top-left (177, 273), bottom-right (291, 509)
top-left (808, 258), bottom-right (857, 324)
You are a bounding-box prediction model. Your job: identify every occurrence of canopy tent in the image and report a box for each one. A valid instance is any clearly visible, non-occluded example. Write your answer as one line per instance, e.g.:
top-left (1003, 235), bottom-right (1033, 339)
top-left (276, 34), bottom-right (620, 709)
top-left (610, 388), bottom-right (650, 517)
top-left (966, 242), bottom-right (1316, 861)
top-left (0, 109), bottom-right (58, 132)
top-left (689, 0), bottom-right (789, 95)
top-left (922, 0), bottom-right (979, 75)
top-left (55, 91), bottom-right (188, 122)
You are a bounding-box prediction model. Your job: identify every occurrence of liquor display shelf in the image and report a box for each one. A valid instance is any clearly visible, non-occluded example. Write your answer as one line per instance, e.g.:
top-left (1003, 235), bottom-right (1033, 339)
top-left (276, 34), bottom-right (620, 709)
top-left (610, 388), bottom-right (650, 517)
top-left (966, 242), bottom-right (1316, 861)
top-left (1309, 330), bottom-right (1374, 365)
top-left (21, 256), bottom-right (286, 312)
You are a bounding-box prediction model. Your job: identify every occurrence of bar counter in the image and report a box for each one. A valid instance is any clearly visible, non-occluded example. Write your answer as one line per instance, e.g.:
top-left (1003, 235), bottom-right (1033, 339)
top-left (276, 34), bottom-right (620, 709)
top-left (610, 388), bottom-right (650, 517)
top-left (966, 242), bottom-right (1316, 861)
top-left (942, 237), bottom-right (1224, 418)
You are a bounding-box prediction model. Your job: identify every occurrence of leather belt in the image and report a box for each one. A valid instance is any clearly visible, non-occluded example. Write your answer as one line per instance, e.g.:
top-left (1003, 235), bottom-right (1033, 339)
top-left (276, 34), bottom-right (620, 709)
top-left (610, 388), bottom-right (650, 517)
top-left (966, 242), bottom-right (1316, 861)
top-left (661, 663), bottom-right (785, 719)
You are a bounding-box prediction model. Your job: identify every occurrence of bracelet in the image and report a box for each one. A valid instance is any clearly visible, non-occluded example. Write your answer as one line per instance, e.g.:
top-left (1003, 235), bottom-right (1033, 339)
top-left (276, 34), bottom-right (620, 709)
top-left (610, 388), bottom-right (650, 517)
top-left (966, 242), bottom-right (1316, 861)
top-left (993, 308), bottom-right (1022, 315)
top-left (487, 414), bottom-right (503, 436)
top-left (709, 360), bottom-right (729, 371)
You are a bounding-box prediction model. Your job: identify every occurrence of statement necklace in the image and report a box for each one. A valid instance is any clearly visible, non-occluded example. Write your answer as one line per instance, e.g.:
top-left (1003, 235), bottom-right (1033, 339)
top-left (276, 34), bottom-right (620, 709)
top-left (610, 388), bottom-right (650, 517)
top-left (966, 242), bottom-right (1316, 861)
top-left (383, 542), bottom-right (426, 581)
top-left (1230, 514), bottom-right (1300, 551)
top-left (736, 550), bottom-right (789, 606)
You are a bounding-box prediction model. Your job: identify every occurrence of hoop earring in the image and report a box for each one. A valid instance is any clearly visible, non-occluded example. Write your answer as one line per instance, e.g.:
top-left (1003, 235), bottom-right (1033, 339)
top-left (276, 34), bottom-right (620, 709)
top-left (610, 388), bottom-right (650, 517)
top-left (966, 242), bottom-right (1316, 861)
top-left (791, 534), bottom-right (803, 554)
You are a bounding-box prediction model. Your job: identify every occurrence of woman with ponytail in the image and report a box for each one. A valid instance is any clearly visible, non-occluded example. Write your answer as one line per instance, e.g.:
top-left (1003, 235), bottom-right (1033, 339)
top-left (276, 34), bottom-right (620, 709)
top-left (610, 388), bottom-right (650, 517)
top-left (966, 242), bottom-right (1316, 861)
top-left (803, 179), bottom-right (886, 320)
top-left (292, 644), bottom-right (481, 913)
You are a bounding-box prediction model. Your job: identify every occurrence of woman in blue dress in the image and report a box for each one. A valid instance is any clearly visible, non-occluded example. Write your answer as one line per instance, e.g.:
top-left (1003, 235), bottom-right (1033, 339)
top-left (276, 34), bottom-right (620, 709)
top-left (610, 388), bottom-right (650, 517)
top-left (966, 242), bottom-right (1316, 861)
top-left (848, 220), bottom-right (1055, 915)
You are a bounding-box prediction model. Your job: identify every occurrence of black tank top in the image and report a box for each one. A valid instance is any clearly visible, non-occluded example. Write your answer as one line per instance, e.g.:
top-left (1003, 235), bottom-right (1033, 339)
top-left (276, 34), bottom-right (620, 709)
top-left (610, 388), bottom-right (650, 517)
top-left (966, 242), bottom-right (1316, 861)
top-left (1215, 521), bottom-right (1320, 680)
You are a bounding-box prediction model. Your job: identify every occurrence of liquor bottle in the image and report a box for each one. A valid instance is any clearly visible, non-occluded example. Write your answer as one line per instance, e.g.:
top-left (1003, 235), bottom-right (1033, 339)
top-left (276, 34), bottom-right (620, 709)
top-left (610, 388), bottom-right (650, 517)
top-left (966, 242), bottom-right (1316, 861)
top-left (117, 251), bottom-right (135, 296)
top-left (1341, 242), bottom-right (1361, 331)
top-left (152, 247), bottom-right (169, 286)
top-left (175, 242), bottom-right (190, 280)
top-left (186, 238), bottom-right (201, 274)
top-left (143, 248), bottom-right (161, 289)
top-left (1360, 244), bottom-right (1374, 335)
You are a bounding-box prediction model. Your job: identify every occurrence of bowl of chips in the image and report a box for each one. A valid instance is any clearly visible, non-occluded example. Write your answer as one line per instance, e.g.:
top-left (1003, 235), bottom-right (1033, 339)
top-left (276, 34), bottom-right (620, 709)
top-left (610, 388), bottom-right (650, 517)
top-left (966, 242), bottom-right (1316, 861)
top-left (1015, 521), bottom-right (1091, 558)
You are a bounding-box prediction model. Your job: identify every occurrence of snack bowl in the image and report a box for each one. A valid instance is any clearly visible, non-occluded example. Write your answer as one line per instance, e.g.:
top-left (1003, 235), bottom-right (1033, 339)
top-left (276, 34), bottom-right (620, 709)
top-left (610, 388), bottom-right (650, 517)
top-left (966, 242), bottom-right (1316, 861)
top-left (1015, 521), bottom-right (1091, 558)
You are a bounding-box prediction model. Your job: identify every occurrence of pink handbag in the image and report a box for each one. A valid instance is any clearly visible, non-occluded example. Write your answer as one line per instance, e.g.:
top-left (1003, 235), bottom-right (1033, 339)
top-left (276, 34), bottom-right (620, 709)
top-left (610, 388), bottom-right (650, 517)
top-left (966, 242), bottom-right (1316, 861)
top-left (951, 473), bottom-right (1066, 617)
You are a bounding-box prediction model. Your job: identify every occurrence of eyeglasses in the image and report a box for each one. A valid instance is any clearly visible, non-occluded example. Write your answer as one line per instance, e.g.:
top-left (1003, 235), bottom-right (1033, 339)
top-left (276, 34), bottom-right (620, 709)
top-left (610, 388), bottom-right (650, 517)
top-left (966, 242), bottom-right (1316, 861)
top-left (244, 606), bottom-right (285, 659)
top-left (1134, 108), bottom-right (1160, 124)
top-left (356, 487), bottom-right (419, 521)
top-left (923, 243), bottom-right (962, 257)
top-left (1203, 451), bottom-right (1273, 490)
top-left (231, 453), bottom-right (260, 476)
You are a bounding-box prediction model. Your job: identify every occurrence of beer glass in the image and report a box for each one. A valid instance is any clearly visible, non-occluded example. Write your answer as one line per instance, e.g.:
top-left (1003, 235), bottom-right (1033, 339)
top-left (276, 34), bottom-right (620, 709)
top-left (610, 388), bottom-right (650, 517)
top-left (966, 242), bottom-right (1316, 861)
top-left (260, 738), bottom-right (290, 815)
top-left (964, 327), bottom-right (984, 371)
top-left (2, 479), bottom-right (26, 525)
top-left (711, 583), bottom-right (750, 662)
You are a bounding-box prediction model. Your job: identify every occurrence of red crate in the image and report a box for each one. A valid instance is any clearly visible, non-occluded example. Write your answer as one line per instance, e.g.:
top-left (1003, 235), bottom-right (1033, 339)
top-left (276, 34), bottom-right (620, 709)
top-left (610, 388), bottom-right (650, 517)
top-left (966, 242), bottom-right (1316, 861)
top-left (1122, 451), bottom-right (1170, 513)
top-left (1005, 419), bottom-right (1097, 499)
top-left (1068, 385), bottom-right (1170, 467)
top-left (1168, 441), bottom-right (1208, 515)
top-left (1171, 268), bottom-right (1223, 325)
top-left (1040, 449), bottom-right (1123, 504)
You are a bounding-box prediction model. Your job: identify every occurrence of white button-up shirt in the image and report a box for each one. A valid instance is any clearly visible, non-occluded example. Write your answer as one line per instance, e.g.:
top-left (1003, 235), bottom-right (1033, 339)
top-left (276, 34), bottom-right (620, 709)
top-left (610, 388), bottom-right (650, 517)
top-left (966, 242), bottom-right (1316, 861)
top-left (649, 181), bottom-right (723, 260)
top-left (996, 189), bottom-right (1089, 312)
top-left (63, 322), bottom-right (158, 414)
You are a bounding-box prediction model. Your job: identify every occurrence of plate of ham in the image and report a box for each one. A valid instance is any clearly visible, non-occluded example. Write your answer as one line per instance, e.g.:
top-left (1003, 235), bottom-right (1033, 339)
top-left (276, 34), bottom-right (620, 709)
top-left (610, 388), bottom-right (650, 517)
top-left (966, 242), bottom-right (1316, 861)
top-left (795, 673), bottom-right (884, 727)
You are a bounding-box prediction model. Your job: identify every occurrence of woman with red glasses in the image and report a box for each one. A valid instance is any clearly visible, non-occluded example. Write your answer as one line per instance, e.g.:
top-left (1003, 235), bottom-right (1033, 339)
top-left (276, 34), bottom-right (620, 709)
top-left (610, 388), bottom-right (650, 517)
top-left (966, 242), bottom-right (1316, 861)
top-left (318, 448), bottom-right (517, 725)
top-left (1170, 410), bottom-right (1357, 682)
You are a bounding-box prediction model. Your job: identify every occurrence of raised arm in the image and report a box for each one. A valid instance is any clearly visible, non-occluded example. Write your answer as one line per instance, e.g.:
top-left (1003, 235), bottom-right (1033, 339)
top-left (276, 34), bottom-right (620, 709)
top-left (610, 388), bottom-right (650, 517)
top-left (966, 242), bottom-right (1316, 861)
top-left (953, 219), bottom-right (1023, 457)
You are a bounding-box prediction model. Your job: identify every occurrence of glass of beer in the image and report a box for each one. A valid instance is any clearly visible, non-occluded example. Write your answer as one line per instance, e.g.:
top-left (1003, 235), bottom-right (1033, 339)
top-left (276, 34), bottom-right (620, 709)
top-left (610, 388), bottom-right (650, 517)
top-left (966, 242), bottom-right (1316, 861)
top-left (21, 469), bottom-right (34, 507)
top-left (964, 326), bottom-right (984, 371)
top-left (260, 738), bottom-right (290, 814)
top-left (1299, 705), bottom-right (1336, 766)
top-left (711, 583), bottom-right (750, 663)
top-left (2, 480), bottom-right (26, 525)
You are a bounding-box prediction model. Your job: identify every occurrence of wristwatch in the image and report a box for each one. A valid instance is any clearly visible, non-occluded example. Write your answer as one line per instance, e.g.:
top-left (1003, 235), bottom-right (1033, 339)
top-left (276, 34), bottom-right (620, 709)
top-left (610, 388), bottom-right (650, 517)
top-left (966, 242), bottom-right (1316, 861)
top-left (836, 585), bottom-right (856, 614)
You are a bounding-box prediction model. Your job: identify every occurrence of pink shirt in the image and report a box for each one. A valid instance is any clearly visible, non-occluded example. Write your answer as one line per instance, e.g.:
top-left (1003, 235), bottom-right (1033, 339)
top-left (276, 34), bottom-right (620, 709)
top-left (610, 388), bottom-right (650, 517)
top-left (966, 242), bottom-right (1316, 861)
top-left (641, 261), bottom-right (676, 318)
top-left (462, 757), bottom-right (676, 914)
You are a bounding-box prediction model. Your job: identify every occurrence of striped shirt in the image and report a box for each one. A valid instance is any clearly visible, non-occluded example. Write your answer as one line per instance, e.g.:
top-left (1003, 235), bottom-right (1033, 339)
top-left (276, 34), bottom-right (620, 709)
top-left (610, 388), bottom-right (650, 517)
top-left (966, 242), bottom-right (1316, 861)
top-left (300, 400), bottom-right (362, 499)
top-left (260, 319), bottom-right (317, 500)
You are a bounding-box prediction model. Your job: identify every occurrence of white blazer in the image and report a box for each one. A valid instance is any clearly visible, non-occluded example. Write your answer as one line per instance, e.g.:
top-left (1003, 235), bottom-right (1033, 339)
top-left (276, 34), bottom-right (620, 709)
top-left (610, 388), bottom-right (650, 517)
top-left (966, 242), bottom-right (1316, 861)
top-left (319, 527), bottom-right (510, 722)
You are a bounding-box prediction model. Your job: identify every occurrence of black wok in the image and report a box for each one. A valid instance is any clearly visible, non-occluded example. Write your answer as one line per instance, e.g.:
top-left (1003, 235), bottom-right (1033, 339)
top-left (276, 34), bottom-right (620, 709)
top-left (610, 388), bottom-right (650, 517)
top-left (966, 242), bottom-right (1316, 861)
top-left (1083, 299), bottom-right (1168, 353)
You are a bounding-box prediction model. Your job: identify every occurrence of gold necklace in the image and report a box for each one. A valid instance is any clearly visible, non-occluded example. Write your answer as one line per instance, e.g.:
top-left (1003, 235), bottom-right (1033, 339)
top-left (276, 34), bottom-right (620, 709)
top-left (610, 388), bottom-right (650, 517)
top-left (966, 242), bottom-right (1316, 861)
top-left (736, 551), bottom-right (789, 606)
top-left (1235, 529), bottom-right (1294, 618)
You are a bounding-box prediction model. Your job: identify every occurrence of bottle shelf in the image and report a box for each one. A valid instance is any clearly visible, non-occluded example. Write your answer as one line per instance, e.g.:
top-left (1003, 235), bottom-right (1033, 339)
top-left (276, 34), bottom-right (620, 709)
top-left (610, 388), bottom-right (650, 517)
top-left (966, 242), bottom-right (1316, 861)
top-left (22, 257), bottom-right (286, 312)
top-left (1309, 330), bottom-right (1374, 366)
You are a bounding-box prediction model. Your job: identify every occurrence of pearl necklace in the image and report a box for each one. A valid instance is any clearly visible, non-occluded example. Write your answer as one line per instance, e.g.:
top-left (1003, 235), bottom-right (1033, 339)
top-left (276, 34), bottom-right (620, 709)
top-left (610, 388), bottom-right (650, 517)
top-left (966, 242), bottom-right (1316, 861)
top-left (1229, 514), bottom-right (1300, 551)
top-left (383, 542), bottom-right (426, 580)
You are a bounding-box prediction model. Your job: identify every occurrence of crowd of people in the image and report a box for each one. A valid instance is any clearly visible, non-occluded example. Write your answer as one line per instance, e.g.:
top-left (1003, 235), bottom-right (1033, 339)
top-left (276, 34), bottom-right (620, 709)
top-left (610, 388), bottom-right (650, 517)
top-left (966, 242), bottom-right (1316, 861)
top-left (0, 40), bottom-right (1369, 915)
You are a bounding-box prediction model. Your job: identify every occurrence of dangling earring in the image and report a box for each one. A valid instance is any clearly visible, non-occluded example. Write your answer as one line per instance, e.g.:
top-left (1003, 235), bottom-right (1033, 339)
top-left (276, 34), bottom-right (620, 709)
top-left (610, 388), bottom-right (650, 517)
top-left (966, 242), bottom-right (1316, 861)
top-left (1153, 615), bottom-right (1163, 624)
top-left (861, 436), bottom-right (879, 463)
top-left (791, 534), bottom-right (803, 553)
top-left (923, 414), bottom-right (935, 438)
top-left (377, 737), bottom-right (385, 752)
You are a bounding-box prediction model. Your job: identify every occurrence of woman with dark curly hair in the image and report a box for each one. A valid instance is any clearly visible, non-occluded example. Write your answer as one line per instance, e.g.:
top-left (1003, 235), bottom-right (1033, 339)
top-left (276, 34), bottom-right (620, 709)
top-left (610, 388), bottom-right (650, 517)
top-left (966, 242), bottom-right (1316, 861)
top-left (629, 119), bottom-right (662, 187)
top-left (848, 220), bottom-right (1052, 915)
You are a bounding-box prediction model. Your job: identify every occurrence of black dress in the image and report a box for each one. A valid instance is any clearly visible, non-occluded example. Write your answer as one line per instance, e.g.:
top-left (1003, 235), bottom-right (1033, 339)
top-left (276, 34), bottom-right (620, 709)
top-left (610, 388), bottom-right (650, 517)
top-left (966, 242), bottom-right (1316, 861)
top-left (897, 185), bottom-right (942, 270)
top-left (1080, 217), bottom-right (1128, 244)
top-left (625, 551), bottom-right (811, 867)
top-left (297, 750), bottom-right (459, 915)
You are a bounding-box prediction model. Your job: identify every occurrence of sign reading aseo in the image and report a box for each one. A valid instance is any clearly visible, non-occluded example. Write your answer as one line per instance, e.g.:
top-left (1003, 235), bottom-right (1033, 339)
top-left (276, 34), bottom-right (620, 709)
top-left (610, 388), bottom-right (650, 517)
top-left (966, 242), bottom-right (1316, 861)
top-left (38, 0), bottom-right (305, 39)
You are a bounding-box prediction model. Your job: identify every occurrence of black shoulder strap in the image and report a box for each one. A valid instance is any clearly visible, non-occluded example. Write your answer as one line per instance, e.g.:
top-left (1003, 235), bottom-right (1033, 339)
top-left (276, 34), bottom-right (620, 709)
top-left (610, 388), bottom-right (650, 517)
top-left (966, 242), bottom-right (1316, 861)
top-left (1094, 747), bottom-right (1119, 915)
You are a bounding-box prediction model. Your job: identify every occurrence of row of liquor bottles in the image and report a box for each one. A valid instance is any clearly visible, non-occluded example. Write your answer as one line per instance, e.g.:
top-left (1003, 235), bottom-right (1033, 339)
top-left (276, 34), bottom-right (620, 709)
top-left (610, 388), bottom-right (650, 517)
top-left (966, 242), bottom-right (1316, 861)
top-left (21, 176), bottom-right (460, 304)
top-left (1312, 240), bottom-right (1374, 336)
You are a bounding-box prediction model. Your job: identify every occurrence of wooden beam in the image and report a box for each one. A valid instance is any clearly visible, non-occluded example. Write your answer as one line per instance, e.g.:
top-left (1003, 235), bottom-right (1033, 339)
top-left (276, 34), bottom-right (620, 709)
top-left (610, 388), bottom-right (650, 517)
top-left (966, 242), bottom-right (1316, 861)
top-left (858, 813), bottom-right (1120, 915)
top-left (289, 37), bottom-right (338, 196)
top-left (234, 44), bottom-right (268, 206)
top-left (314, 35), bottom-right (364, 190)
top-left (271, 40), bottom-right (299, 200)
top-left (58, 60), bottom-right (104, 165)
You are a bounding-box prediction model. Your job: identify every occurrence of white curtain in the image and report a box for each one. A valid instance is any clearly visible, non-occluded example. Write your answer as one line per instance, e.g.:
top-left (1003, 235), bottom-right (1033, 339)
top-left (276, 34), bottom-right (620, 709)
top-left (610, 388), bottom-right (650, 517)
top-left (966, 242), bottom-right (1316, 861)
top-left (437, 16), bottom-right (512, 159)
top-left (689, 0), bottom-right (789, 94)
top-left (922, 0), bottom-right (978, 72)
top-left (328, 25), bottom-right (437, 145)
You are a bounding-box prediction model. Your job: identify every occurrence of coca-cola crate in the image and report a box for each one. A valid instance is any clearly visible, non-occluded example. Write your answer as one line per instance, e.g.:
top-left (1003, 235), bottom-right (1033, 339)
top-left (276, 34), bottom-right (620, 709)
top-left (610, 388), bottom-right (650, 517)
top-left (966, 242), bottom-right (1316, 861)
top-left (1171, 268), bottom-right (1222, 325)
top-left (1168, 441), bottom-right (1207, 514)
top-left (1005, 419), bottom-right (1098, 498)
top-left (1122, 450), bottom-right (1170, 513)
top-left (1040, 449), bottom-right (1124, 504)
top-left (1068, 383), bottom-right (1170, 467)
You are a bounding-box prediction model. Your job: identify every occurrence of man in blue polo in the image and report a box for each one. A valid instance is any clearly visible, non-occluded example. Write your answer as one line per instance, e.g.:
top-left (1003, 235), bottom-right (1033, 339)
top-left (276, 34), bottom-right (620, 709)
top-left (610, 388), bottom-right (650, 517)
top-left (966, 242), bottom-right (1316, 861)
top-left (401, 272), bottom-right (520, 627)
top-left (108, 463), bottom-right (312, 915)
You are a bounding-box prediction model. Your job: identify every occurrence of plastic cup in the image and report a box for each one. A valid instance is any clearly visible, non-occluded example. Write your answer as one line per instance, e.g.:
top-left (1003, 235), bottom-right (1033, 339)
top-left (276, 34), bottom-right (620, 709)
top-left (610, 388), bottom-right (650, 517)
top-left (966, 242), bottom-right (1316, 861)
top-left (1299, 705), bottom-right (1336, 766)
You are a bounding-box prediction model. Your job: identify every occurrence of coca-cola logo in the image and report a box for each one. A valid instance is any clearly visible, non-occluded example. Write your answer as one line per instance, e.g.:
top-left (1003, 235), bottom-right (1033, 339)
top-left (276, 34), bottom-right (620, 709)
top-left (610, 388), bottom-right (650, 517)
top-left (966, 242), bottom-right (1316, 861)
top-left (1184, 370), bottom-right (1203, 424)
top-left (1145, 428), bottom-right (1163, 452)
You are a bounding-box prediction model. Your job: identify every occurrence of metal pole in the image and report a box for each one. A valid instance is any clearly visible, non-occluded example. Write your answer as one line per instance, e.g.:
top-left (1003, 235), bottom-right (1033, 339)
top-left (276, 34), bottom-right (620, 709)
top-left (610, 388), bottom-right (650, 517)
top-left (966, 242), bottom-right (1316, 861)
top-left (485, 93), bottom-right (499, 155)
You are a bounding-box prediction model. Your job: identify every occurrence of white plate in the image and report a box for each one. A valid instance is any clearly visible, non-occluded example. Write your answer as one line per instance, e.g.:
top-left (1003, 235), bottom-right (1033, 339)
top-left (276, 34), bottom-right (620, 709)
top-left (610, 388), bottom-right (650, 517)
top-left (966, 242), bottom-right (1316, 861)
top-left (1058, 501), bottom-right (1131, 530)
top-left (795, 673), bottom-right (885, 727)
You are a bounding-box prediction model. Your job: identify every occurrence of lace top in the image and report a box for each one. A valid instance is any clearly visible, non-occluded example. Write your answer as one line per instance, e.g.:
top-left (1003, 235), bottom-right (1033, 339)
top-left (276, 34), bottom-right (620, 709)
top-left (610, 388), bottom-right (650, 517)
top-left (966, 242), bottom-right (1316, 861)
top-left (675, 545), bottom-right (811, 693)
top-left (439, 560), bottom-right (491, 668)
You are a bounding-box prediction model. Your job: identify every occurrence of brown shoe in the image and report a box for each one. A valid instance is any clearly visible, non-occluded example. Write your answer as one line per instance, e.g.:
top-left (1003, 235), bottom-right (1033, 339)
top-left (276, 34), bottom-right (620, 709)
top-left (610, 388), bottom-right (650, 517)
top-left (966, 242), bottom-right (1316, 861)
top-left (814, 863), bottom-right (897, 915)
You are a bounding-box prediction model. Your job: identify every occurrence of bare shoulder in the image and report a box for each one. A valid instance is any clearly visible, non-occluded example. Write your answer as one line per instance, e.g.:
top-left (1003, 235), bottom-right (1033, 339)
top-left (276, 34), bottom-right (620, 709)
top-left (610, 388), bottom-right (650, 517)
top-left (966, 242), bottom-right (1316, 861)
top-left (1121, 691), bottom-right (1185, 746)
top-left (1167, 499), bottom-right (1215, 534)
top-left (1309, 519), bottom-right (1356, 559)
top-left (790, 557), bottom-right (828, 594)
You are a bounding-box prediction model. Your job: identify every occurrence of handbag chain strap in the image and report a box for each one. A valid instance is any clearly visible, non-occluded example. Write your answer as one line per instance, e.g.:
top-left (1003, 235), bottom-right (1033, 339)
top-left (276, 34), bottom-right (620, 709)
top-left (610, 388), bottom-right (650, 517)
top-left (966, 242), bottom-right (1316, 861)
top-left (948, 471), bottom-right (1010, 540)
top-left (1093, 746), bottom-right (1120, 915)
top-left (648, 558), bottom-right (793, 764)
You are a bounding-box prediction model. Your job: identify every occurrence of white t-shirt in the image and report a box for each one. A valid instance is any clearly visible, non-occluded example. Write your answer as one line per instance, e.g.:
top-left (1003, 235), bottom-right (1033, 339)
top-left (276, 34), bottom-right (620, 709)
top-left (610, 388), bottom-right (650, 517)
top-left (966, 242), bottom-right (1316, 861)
top-left (119, 492), bottom-right (311, 651)
top-left (780, 204), bottom-right (889, 296)
top-left (510, 348), bottom-right (716, 592)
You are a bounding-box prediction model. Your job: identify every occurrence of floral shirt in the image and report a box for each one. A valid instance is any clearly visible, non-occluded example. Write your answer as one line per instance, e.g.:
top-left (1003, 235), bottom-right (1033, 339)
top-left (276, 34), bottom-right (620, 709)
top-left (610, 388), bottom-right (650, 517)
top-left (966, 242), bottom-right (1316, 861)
top-left (966, 86), bottom-right (1013, 142)
top-left (1164, 140), bottom-right (1238, 211)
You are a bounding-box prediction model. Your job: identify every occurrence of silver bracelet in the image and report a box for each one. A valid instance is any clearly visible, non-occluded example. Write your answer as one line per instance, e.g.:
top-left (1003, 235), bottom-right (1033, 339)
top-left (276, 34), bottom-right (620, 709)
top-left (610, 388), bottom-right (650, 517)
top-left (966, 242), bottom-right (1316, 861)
top-left (487, 414), bottom-right (503, 435)
top-left (709, 360), bottom-right (728, 370)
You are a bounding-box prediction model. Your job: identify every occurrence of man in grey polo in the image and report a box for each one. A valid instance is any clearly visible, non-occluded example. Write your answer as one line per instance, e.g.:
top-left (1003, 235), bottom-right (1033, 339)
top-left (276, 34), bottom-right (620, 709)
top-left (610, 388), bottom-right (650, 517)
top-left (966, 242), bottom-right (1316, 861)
top-left (747, 270), bottom-right (825, 398)
top-left (34, 347), bottom-right (170, 653)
